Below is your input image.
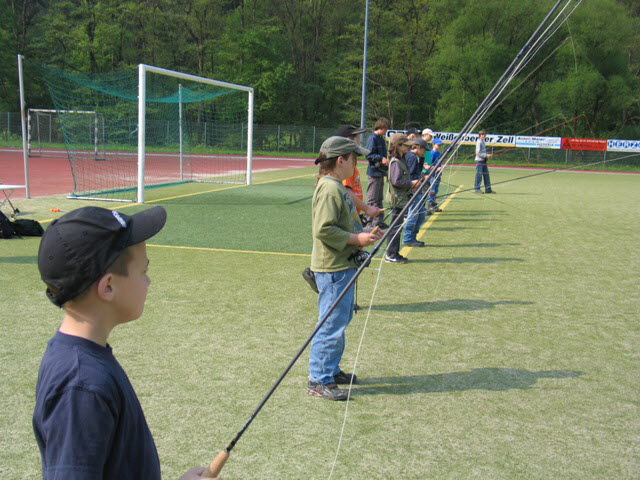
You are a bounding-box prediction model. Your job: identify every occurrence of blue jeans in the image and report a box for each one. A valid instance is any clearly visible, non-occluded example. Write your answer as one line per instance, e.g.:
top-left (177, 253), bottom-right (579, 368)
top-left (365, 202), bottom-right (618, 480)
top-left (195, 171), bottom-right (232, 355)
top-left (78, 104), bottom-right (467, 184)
top-left (403, 199), bottom-right (426, 244)
top-left (309, 268), bottom-right (356, 385)
top-left (474, 161), bottom-right (492, 192)
top-left (427, 174), bottom-right (441, 204)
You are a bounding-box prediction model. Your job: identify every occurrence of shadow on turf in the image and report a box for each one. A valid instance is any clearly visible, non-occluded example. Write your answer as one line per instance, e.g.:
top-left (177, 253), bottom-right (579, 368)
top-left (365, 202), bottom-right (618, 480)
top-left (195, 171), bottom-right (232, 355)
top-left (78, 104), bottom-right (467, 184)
top-left (352, 368), bottom-right (584, 395)
top-left (0, 256), bottom-right (37, 264)
top-left (408, 257), bottom-right (525, 264)
top-left (369, 299), bottom-right (533, 313)
top-left (423, 243), bottom-right (521, 248)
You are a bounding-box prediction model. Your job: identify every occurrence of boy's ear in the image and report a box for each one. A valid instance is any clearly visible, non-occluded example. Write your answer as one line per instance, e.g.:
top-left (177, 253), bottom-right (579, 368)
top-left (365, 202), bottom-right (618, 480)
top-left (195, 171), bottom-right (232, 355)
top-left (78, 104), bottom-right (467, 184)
top-left (96, 273), bottom-right (115, 302)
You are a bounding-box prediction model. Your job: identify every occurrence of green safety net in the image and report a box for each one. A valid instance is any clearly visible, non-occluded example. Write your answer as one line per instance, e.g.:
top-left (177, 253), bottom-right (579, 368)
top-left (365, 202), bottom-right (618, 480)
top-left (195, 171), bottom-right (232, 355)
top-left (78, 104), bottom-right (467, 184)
top-left (37, 63), bottom-right (250, 201)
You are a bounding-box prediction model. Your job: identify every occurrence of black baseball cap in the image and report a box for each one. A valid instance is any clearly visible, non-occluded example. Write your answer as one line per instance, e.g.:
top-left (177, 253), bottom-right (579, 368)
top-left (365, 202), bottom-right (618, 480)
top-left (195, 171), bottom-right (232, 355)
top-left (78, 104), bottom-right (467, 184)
top-left (334, 124), bottom-right (367, 138)
top-left (38, 206), bottom-right (167, 307)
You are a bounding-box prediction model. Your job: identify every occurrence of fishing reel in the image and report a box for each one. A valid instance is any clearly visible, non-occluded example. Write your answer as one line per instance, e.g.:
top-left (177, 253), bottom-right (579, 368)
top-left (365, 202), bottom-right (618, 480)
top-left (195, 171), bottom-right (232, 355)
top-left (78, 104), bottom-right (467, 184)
top-left (350, 249), bottom-right (371, 268)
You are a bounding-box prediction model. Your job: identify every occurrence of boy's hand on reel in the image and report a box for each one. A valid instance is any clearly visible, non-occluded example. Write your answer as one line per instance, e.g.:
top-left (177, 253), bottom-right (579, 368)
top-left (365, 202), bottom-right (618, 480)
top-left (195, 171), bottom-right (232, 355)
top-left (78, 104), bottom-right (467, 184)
top-left (363, 205), bottom-right (384, 218)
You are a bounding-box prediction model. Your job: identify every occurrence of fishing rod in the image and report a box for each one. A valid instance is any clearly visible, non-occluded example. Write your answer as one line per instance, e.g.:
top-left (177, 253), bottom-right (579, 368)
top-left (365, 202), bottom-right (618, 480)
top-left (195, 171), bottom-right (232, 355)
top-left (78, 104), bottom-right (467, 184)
top-left (202, 1), bottom-right (578, 477)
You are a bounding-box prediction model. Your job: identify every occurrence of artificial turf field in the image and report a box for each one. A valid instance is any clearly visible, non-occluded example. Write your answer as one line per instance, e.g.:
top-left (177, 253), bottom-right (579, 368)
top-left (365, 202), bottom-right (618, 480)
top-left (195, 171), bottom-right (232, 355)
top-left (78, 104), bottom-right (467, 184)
top-left (0, 164), bottom-right (638, 479)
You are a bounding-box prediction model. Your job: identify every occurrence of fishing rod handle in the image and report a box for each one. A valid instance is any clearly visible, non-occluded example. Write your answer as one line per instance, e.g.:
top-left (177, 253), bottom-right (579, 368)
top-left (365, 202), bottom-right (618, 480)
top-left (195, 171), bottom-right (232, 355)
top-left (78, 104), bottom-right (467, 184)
top-left (204, 450), bottom-right (229, 478)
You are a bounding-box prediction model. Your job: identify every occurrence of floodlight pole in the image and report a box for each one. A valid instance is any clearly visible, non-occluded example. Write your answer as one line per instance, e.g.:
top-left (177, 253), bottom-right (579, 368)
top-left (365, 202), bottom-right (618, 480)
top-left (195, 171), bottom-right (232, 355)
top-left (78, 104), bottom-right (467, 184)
top-left (17, 54), bottom-right (30, 198)
top-left (359, 0), bottom-right (370, 140)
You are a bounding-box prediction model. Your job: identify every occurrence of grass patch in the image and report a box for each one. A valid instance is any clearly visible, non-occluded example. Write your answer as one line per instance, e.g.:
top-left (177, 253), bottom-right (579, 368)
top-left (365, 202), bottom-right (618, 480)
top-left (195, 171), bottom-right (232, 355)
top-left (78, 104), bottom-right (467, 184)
top-left (0, 167), bottom-right (638, 479)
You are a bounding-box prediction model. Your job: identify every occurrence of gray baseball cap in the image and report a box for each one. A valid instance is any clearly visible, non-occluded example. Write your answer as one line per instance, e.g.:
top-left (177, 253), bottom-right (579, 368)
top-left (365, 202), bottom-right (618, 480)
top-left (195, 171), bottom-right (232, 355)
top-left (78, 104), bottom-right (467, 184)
top-left (316, 136), bottom-right (370, 164)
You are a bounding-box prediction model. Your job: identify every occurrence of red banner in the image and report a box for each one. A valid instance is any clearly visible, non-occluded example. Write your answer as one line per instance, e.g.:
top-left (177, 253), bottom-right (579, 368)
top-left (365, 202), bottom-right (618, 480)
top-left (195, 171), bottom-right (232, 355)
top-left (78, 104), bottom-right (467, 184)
top-left (561, 137), bottom-right (608, 151)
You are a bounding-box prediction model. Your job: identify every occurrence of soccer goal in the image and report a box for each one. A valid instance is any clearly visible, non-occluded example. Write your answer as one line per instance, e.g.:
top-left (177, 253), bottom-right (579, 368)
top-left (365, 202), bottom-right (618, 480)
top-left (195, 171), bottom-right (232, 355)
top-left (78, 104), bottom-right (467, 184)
top-left (34, 62), bottom-right (254, 202)
top-left (27, 108), bottom-right (103, 159)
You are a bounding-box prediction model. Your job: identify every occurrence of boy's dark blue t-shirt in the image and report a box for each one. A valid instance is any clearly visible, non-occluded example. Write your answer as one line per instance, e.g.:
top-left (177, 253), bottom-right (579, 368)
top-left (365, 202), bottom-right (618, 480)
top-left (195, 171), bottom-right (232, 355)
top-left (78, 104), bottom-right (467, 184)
top-left (33, 331), bottom-right (161, 480)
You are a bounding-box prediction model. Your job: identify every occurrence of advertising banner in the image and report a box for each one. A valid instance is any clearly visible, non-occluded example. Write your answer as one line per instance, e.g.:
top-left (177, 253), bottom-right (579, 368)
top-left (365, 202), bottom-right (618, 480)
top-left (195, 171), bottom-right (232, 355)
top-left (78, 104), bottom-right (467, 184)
top-left (515, 136), bottom-right (562, 149)
top-left (436, 132), bottom-right (516, 147)
top-left (607, 139), bottom-right (640, 153)
top-left (561, 138), bottom-right (607, 151)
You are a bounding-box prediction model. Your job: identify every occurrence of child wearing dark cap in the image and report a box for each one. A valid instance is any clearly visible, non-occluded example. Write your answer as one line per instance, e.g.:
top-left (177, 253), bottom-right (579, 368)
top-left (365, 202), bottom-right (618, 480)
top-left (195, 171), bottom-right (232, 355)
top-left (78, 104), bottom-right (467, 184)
top-left (308, 136), bottom-right (383, 401)
top-left (33, 206), bottom-right (211, 480)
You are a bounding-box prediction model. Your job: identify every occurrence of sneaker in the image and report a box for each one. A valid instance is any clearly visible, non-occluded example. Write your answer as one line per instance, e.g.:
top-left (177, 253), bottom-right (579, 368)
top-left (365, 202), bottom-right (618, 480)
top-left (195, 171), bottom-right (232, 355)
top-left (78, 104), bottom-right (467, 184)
top-left (404, 241), bottom-right (425, 247)
top-left (302, 268), bottom-right (319, 293)
top-left (307, 381), bottom-right (349, 401)
top-left (475, 190), bottom-right (484, 194)
top-left (485, 190), bottom-right (496, 194)
top-left (384, 254), bottom-right (408, 264)
top-left (334, 370), bottom-right (357, 385)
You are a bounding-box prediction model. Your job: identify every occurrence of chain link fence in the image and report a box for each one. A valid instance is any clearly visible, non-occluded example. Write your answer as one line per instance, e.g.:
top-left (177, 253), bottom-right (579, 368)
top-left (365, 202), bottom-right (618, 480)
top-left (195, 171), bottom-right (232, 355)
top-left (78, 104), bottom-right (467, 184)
top-left (0, 112), bottom-right (337, 155)
top-left (1, 112), bottom-right (637, 169)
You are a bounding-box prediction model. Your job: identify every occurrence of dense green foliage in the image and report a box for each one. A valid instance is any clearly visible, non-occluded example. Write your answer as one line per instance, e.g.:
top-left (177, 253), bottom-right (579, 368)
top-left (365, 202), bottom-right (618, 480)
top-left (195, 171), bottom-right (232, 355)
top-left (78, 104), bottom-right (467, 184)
top-left (2, 0), bottom-right (639, 137)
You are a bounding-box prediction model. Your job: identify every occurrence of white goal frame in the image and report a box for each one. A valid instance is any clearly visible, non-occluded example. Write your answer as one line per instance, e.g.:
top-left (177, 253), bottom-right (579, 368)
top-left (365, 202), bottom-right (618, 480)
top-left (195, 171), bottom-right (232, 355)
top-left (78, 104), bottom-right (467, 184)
top-left (136, 64), bottom-right (254, 203)
top-left (27, 108), bottom-right (102, 158)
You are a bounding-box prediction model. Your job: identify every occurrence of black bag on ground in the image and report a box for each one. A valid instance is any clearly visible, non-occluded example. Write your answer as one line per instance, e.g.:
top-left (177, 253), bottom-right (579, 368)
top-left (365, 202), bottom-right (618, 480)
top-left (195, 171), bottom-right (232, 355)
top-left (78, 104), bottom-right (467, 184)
top-left (0, 211), bottom-right (16, 238)
top-left (12, 219), bottom-right (44, 236)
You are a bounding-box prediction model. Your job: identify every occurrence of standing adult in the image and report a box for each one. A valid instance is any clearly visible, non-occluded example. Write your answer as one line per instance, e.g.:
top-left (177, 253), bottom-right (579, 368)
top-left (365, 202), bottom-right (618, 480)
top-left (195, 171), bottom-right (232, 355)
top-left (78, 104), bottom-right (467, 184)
top-left (308, 136), bottom-right (383, 401)
top-left (474, 130), bottom-right (495, 194)
top-left (365, 117), bottom-right (390, 228)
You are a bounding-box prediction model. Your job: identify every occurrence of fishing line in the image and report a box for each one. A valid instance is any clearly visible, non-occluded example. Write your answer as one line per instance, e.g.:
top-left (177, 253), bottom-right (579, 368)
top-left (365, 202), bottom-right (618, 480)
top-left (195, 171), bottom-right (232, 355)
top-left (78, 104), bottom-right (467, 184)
top-left (201, 1), bottom-right (586, 477)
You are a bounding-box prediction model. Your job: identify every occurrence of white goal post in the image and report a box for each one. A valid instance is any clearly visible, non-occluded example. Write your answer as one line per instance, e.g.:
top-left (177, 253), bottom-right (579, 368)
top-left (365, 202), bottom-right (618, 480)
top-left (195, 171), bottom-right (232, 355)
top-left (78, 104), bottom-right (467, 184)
top-left (27, 108), bottom-right (103, 158)
top-left (136, 64), bottom-right (254, 203)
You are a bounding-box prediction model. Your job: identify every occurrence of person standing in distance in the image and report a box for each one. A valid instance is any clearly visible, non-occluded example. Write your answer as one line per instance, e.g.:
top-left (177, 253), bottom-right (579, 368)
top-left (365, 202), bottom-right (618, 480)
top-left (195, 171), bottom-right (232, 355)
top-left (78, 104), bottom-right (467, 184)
top-left (474, 130), bottom-right (496, 194)
top-left (365, 117), bottom-right (391, 228)
top-left (308, 136), bottom-right (383, 401)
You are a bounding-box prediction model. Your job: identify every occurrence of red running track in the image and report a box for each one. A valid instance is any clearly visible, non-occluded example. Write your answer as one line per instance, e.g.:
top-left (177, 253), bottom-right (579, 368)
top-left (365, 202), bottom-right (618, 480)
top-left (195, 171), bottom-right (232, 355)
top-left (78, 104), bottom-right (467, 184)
top-left (0, 148), bottom-right (317, 198)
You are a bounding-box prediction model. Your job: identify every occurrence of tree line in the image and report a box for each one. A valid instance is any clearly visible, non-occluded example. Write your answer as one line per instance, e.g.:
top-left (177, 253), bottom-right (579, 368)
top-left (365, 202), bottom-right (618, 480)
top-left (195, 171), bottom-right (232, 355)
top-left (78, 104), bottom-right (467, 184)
top-left (2, 0), bottom-right (639, 138)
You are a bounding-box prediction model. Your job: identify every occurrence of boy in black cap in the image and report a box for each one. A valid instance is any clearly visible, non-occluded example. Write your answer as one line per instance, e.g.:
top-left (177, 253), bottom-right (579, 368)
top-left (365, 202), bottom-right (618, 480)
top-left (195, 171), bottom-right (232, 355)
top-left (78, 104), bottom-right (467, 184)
top-left (33, 206), bottom-right (210, 479)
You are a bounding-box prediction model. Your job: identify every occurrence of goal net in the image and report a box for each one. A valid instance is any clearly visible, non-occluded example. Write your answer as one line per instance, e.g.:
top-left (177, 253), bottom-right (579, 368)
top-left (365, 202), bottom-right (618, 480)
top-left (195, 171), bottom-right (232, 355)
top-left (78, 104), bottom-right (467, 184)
top-left (38, 63), bottom-right (253, 202)
top-left (27, 108), bottom-right (102, 158)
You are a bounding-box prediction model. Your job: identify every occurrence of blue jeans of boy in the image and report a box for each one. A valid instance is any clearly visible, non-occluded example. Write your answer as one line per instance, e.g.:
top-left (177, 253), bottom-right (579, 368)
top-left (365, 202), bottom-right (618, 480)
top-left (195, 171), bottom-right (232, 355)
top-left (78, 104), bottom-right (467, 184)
top-left (309, 268), bottom-right (356, 385)
top-left (403, 199), bottom-right (426, 244)
top-left (475, 161), bottom-right (492, 192)
top-left (427, 175), bottom-right (441, 204)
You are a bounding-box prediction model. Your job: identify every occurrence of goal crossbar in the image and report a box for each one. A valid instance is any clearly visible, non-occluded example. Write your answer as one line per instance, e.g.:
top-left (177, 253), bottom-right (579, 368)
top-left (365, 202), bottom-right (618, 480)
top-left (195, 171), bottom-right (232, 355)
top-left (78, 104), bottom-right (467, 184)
top-left (137, 64), bottom-right (254, 203)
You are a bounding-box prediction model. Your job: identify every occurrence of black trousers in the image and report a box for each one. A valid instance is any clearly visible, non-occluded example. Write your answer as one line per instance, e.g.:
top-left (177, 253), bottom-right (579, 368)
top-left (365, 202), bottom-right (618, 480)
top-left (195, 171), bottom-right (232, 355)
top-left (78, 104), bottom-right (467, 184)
top-left (386, 206), bottom-right (406, 256)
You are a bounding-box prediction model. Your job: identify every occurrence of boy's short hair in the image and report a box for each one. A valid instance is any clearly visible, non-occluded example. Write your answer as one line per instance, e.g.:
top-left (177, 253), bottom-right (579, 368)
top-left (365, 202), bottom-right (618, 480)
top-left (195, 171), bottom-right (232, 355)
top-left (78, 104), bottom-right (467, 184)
top-left (38, 206), bottom-right (167, 307)
top-left (374, 117), bottom-right (390, 131)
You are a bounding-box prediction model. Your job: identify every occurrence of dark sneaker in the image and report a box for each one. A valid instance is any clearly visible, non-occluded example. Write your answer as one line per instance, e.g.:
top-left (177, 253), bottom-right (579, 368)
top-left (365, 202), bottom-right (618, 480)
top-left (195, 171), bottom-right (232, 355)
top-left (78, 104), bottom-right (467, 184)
top-left (334, 370), bottom-right (357, 385)
top-left (384, 254), bottom-right (408, 264)
top-left (307, 381), bottom-right (349, 401)
top-left (485, 190), bottom-right (496, 194)
top-left (302, 267), bottom-right (319, 293)
top-left (404, 241), bottom-right (425, 247)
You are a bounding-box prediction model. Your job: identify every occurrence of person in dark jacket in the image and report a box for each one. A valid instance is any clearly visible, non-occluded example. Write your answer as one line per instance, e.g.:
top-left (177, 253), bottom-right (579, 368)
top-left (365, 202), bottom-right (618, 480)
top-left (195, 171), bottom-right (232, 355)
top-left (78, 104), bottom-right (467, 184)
top-left (364, 117), bottom-right (390, 228)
